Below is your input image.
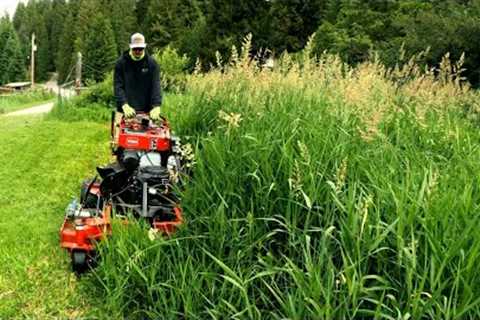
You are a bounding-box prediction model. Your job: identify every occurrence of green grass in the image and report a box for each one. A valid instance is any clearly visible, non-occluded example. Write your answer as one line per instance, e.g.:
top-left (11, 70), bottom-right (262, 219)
top-left (86, 50), bottom-right (480, 318)
top-left (0, 115), bottom-right (110, 318)
top-left (2, 48), bottom-right (480, 319)
top-left (87, 87), bottom-right (480, 319)
top-left (0, 89), bottom-right (55, 114)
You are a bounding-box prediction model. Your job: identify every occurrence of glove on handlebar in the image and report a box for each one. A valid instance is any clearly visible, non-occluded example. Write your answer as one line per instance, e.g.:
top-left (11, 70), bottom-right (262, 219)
top-left (122, 104), bottom-right (136, 118)
top-left (150, 106), bottom-right (161, 121)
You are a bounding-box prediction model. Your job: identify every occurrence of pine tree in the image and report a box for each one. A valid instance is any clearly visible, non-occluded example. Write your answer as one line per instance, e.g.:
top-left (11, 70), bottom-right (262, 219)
top-left (100, 0), bottom-right (137, 54)
top-left (200, 0), bottom-right (271, 62)
top-left (47, 0), bottom-right (67, 71)
top-left (75, 0), bottom-right (103, 54)
top-left (6, 31), bottom-right (26, 82)
top-left (57, 12), bottom-right (76, 83)
top-left (12, 2), bottom-right (30, 71)
top-left (267, 0), bottom-right (325, 53)
top-left (83, 14), bottom-right (117, 82)
top-left (0, 20), bottom-right (26, 84)
top-left (0, 18), bottom-right (12, 84)
top-left (34, 14), bottom-right (50, 81)
top-left (135, 0), bottom-right (151, 32)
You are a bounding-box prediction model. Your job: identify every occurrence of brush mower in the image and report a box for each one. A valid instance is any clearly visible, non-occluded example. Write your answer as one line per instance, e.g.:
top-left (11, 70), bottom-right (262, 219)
top-left (60, 113), bottom-right (184, 274)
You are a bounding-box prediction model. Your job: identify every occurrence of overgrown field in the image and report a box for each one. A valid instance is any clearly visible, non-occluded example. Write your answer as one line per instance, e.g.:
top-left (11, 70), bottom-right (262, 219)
top-left (3, 41), bottom-right (480, 318)
top-left (0, 89), bottom-right (54, 114)
top-left (87, 43), bottom-right (480, 318)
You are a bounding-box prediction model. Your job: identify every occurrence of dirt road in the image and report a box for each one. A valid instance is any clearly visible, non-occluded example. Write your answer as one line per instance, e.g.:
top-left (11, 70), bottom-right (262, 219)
top-left (3, 102), bottom-right (55, 116)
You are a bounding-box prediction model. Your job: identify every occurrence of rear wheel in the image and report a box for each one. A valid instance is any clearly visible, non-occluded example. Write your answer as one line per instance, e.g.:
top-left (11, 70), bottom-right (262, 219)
top-left (72, 250), bottom-right (97, 275)
top-left (72, 251), bottom-right (87, 274)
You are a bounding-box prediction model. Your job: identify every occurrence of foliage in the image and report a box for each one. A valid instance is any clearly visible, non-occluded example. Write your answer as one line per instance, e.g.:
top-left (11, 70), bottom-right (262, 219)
top-left (0, 89), bottom-right (54, 114)
top-left (152, 46), bottom-right (189, 92)
top-left (82, 14), bottom-right (117, 82)
top-left (48, 73), bottom-right (115, 122)
top-left (6, 0), bottom-right (480, 86)
top-left (0, 18), bottom-right (26, 84)
top-left (56, 11), bottom-right (76, 83)
top-left (86, 42), bottom-right (480, 318)
top-left (100, 0), bottom-right (137, 55)
top-left (0, 116), bottom-right (109, 318)
top-left (34, 14), bottom-right (50, 82)
top-left (47, 98), bottom-right (112, 123)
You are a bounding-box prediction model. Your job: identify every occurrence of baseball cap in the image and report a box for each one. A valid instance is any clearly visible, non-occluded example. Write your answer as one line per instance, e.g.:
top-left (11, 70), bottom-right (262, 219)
top-left (130, 33), bottom-right (147, 49)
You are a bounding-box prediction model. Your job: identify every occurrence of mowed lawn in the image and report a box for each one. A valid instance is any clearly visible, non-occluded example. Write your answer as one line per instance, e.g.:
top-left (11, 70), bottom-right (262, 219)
top-left (0, 115), bottom-right (110, 318)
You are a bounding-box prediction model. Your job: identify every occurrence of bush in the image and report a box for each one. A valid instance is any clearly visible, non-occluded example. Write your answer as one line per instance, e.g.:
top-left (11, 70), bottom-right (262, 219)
top-left (47, 98), bottom-right (111, 123)
top-left (153, 46), bottom-right (189, 92)
top-left (82, 72), bottom-right (115, 108)
top-left (0, 88), bottom-right (54, 114)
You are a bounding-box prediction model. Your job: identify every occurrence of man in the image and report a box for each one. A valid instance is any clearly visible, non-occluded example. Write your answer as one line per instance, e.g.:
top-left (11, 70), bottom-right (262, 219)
top-left (114, 33), bottom-right (162, 123)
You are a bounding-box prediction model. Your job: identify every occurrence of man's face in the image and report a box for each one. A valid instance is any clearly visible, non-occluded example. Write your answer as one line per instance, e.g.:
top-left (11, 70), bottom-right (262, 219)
top-left (132, 47), bottom-right (144, 58)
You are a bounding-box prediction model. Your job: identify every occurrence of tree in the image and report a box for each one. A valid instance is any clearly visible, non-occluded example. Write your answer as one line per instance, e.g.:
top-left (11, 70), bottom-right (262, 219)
top-left (0, 19), bottom-right (26, 84)
top-left (47, 0), bottom-right (67, 71)
top-left (267, 0), bottom-right (325, 53)
top-left (82, 14), bottom-right (117, 82)
top-left (135, 0), bottom-right (151, 32)
top-left (312, 0), bottom-right (399, 64)
top-left (100, 0), bottom-right (137, 54)
top-left (57, 12), bottom-right (76, 83)
top-left (34, 14), bottom-right (50, 81)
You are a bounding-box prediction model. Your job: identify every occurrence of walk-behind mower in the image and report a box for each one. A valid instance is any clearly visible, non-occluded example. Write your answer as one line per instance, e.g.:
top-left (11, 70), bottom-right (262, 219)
top-left (60, 113), bottom-right (184, 273)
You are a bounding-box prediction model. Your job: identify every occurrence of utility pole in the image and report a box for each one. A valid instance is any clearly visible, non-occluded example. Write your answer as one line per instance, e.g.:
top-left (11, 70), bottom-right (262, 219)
top-left (30, 33), bottom-right (36, 87)
top-left (75, 52), bottom-right (82, 95)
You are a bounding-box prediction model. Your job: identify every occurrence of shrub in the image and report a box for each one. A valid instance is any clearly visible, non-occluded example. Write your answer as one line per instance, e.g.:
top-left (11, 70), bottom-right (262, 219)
top-left (153, 46), bottom-right (189, 92)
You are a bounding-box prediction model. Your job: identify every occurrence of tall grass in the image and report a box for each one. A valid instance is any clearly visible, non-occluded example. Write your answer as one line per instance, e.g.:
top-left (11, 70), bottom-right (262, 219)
top-left (85, 36), bottom-right (480, 319)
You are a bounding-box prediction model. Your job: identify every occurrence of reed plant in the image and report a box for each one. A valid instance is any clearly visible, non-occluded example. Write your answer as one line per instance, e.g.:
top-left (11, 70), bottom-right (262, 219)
top-left (87, 36), bottom-right (480, 319)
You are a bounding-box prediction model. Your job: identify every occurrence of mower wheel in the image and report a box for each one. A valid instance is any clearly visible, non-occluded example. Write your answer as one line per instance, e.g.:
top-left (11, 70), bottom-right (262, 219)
top-left (72, 250), bottom-right (87, 274)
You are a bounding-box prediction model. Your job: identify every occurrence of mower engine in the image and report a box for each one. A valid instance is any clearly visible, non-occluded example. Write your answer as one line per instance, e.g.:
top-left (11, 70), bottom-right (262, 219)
top-left (109, 114), bottom-right (183, 222)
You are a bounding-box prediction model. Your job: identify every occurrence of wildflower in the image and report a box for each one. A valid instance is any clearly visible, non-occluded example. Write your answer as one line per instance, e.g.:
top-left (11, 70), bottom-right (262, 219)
top-left (148, 228), bottom-right (159, 241)
top-left (334, 158), bottom-right (347, 193)
top-left (180, 143), bottom-right (196, 168)
top-left (218, 110), bottom-right (243, 130)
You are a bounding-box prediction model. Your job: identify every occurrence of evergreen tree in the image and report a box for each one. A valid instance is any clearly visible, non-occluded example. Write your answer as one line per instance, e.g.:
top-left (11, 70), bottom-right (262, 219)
top-left (200, 0), bottom-right (271, 62)
top-left (147, 0), bottom-right (201, 48)
top-left (12, 2), bottom-right (31, 70)
top-left (100, 0), bottom-right (137, 54)
top-left (75, 0), bottom-right (103, 54)
top-left (135, 0), bottom-right (151, 32)
top-left (0, 20), bottom-right (26, 84)
top-left (82, 14), bottom-right (117, 82)
top-left (34, 14), bottom-right (50, 81)
top-left (57, 12), bottom-right (76, 83)
top-left (5, 30), bottom-right (27, 82)
top-left (47, 0), bottom-right (67, 72)
top-left (0, 18), bottom-right (11, 84)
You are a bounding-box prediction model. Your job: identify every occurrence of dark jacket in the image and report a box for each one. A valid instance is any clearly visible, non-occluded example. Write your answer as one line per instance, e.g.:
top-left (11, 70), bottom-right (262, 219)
top-left (114, 50), bottom-right (162, 112)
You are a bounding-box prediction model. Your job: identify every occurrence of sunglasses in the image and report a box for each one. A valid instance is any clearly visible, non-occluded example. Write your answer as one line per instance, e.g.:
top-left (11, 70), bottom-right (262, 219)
top-left (132, 48), bottom-right (144, 52)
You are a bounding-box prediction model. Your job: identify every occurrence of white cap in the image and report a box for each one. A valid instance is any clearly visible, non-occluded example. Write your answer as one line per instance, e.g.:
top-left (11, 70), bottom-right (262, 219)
top-left (130, 33), bottom-right (147, 49)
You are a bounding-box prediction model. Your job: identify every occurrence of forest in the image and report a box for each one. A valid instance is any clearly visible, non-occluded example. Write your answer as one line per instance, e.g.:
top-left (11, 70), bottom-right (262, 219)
top-left (0, 0), bottom-right (479, 87)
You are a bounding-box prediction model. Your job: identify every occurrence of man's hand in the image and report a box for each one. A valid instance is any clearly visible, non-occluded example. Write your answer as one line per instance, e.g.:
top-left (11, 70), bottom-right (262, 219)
top-left (150, 106), bottom-right (161, 121)
top-left (122, 104), bottom-right (136, 118)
